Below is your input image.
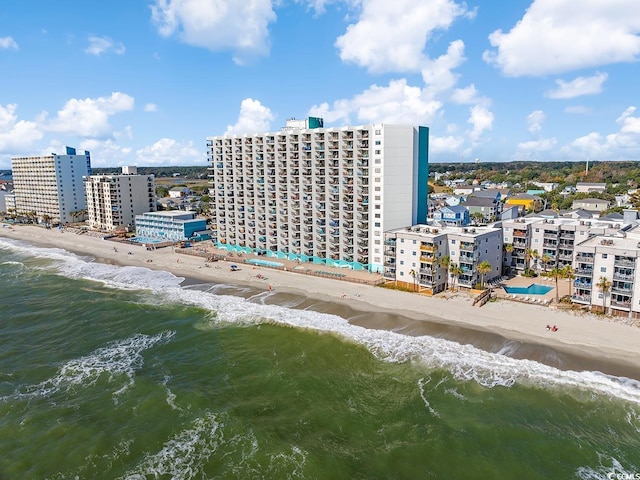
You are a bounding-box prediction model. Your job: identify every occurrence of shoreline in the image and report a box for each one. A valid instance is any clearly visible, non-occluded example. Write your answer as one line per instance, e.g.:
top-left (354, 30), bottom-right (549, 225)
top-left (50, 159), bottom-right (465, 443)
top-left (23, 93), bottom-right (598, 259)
top-left (3, 224), bottom-right (640, 378)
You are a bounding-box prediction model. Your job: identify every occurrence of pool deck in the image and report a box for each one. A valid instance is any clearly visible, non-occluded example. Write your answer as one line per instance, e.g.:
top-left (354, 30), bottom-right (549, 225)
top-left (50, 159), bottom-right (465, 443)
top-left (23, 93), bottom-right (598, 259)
top-left (492, 274), bottom-right (571, 305)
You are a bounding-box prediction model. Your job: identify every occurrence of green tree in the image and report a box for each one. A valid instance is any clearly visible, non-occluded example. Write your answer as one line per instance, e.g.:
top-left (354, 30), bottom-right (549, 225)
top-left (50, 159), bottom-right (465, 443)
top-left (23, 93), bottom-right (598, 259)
top-left (549, 266), bottom-right (564, 303)
top-left (439, 255), bottom-right (451, 290)
top-left (409, 269), bottom-right (417, 292)
top-left (450, 263), bottom-right (463, 292)
top-left (477, 260), bottom-right (492, 289)
top-left (596, 276), bottom-right (612, 314)
top-left (540, 253), bottom-right (551, 272)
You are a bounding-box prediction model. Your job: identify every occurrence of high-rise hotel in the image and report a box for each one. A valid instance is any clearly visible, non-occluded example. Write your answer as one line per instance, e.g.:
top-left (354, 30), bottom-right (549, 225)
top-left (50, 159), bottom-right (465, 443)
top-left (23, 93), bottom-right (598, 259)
top-left (11, 146), bottom-right (91, 224)
top-left (207, 117), bottom-right (429, 272)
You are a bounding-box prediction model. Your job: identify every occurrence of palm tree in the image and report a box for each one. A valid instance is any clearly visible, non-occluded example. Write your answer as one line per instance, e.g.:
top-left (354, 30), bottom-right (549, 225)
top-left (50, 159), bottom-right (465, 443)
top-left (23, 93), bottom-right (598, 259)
top-left (503, 243), bottom-right (514, 276)
top-left (531, 249), bottom-right (540, 271)
top-left (549, 266), bottom-right (564, 303)
top-left (409, 269), bottom-right (417, 292)
top-left (524, 248), bottom-right (533, 273)
top-left (540, 253), bottom-right (551, 273)
top-left (562, 265), bottom-right (574, 294)
top-left (596, 276), bottom-right (612, 314)
top-left (450, 263), bottom-right (463, 292)
top-left (477, 260), bottom-right (492, 289)
top-left (439, 255), bottom-right (451, 290)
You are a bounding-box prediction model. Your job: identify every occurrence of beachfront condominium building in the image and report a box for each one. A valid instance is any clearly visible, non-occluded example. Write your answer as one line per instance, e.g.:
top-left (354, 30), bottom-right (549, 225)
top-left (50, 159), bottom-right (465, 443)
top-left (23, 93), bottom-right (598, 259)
top-left (134, 211), bottom-right (207, 242)
top-left (383, 224), bottom-right (503, 293)
top-left (572, 226), bottom-right (640, 318)
top-left (84, 167), bottom-right (157, 232)
top-left (207, 117), bottom-right (429, 272)
top-left (502, 215), bottom-right (626, 274)
top-left (11, 147), bottom-right (91, 224)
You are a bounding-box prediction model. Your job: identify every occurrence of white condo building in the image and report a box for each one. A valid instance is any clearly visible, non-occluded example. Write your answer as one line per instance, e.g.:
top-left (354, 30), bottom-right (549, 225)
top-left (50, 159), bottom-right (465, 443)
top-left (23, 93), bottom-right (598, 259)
top-left (383, 224), bottom-right (503, 293)
top-left (11, 147), bottom-right (91, 224)
top-left (207, 117), bottom-right (430, 272)
top-left (84, 167), bottom-right (157, 232)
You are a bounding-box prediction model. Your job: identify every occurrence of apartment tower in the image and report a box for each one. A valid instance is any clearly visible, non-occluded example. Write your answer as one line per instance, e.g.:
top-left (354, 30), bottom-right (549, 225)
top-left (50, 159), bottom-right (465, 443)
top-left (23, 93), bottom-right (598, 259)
top-left (84, 166), bottom-right (157, 232)
top-left (11, 147), bottom-right (91, 224)
top-left (207, 117), bottom-right (429, 272)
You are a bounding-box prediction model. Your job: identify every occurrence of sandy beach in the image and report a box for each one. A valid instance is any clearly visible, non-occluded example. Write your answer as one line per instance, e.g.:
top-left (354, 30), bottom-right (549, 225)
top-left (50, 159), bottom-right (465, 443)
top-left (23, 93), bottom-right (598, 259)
top-left (3, 224), bottom-right (640, 375)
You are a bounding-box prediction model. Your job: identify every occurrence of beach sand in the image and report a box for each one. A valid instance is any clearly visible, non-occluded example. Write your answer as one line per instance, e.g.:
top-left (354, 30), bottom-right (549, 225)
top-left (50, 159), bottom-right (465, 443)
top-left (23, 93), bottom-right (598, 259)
top-left (3, 224), bottom-right (640, 377)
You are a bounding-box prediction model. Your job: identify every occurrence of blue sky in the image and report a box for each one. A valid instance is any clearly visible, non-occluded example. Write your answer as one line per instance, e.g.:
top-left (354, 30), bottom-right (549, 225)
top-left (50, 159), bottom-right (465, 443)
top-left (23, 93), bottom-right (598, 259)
top-left (1, 0), bottom-right (639, 169)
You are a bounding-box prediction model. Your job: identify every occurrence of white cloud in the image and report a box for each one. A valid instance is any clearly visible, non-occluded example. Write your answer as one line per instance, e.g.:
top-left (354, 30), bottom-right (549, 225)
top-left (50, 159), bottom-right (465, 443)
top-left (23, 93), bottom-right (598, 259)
top-left (79, 139), bottom-right (133, 167)
top-left (560, 106), bottom-right (640, 159)
top-left (467, 104), bottom-right (493, 142)
top-left (335, 0), bottom-right (467, 73)
top-left (617, 106), bottom-right (640, 134)
top-left (450, 84), bottom-right (481, 105)
top-left (421, 39), bottom-right (466, 96)
top-left (484, 0), bottom-right (640, 76)
top-left (0, 36), bottom-right (18, 50)
top-left (308, 78), bottom-right (442, 126)
top-left (527, 110), bottom-right (546, 135)
top-left (144, 103), bottom-right (158, 112)
top-left (85, 36), bottom-right (126, 56)
top-left (136, 138), bottom-right (204, 165)
top-left (430, 135), bottom-right (465, 154)
top-left (517, 138), bottom-right (557, 152)
top-left (0, 104), bottom-right (43, 153)
top-left (151, 0), bottom-right (277, 64)
top-left (564, 105), bottom-right (592, 115)
top-left (225, 98), bottom-right (275, 135)
top-left (545, 72), bottom-right (608, 99)
top-left (45, 92), bottom-right (135, 138)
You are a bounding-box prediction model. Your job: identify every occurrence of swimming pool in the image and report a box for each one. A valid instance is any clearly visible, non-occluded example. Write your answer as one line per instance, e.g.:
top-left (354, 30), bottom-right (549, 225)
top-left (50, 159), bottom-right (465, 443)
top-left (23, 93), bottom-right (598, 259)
top-left (130, 237), bottom-right (164, 244)
top-left (246, 258), bottom-right (285, 268)
top-left (503, 284), bottom-right (553, 295)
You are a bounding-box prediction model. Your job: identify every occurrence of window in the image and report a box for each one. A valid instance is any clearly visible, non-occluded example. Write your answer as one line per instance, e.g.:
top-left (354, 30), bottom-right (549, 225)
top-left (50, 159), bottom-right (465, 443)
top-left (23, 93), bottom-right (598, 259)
top-left (375, 187), bottom-right (381, 192)
top-left (375, 140), bottom-right (381, 145)
top-left (375, 129), bottom-right (381, 135)
top-left (451, 239), bottom-right (456, 244)
top-left (413, 239), bottom-right (417, 244)
top-left (375, 168), bottom-right (381, 173)
top-left (375, 214), bottom-right (380, 218)
top-left (375, 149), bottom-right (381, 155)
top-left (375, 222), bottom-right (380, 227)
top-left (602, 253), bottom-right (608, 259)
top-left (400, 260), bottom-right (404, 265)
top-left (412, 251), bottom-right (416, 256)
top-left (600, 267), bottom-right (607, 273)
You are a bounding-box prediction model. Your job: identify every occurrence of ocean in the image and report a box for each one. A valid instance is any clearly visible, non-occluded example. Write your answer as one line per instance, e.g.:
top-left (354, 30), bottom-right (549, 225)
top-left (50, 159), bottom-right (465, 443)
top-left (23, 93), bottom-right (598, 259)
top-left (1, 237), bottom-right (640, 480)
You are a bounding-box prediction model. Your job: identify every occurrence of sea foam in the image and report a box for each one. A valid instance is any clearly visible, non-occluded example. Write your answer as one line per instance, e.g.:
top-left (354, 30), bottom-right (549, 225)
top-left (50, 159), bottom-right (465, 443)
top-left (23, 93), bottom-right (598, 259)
top-left (1, 331), bottom-right (175, 403)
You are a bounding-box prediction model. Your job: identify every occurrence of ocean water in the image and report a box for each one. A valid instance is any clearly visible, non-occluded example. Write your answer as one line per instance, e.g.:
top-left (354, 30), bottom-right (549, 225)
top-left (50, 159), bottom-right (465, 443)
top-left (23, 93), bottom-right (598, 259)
top-left (1, 237), bottom-right (640, 480)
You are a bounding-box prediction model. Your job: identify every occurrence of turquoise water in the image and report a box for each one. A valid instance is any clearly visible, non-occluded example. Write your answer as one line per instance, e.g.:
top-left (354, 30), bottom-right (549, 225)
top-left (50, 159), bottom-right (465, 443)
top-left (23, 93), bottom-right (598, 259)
top-left (504, 283), bottom-right (553, 295)
top-left (1, 237), bottom-right (640, 479)
top-left (130, 236), bottom-right (164, 244)
top-left (247, 258), bottom-right (285, 268)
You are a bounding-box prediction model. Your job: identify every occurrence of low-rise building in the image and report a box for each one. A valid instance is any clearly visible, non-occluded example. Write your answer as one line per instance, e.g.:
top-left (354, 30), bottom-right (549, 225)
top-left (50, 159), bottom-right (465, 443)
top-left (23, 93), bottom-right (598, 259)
top-left (572, 228), bottom-right (640, 318)
top-left (571, 198), bottom-right (610, 212)
top-left (134, 211), bottom-right (207, 242)
top-left (505, 193), bottom-right (543, 213)
top-left (576, 182), bottom-right (606, 194)
top-left (383, 224), bottom-right (502, 293)
top-left (433, 205), bottom-right (470, 226)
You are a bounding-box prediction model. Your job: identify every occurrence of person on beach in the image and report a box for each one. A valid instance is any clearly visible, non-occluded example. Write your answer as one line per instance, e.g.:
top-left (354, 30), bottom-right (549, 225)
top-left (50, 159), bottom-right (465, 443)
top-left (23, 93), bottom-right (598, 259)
top-left (552, 325), bottom-right (558, 332)
top-left (268, 285), bottom-right (273, 292)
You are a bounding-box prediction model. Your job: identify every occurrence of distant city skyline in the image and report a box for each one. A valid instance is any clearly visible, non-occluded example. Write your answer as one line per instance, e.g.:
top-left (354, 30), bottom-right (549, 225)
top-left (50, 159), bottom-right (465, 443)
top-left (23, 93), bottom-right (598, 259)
top-left (1, 0), bottom-right (639, 169)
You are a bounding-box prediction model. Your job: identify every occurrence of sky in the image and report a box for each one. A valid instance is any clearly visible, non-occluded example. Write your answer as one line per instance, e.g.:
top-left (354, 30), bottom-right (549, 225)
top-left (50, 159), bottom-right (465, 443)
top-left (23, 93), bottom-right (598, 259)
top-left (1, 0), bottom-right (640, 169)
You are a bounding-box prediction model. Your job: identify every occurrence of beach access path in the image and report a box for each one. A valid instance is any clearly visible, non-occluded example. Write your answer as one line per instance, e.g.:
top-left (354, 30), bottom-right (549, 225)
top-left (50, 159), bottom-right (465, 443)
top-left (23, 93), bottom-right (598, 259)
top-left (3, 224), bottom-right (640, 370)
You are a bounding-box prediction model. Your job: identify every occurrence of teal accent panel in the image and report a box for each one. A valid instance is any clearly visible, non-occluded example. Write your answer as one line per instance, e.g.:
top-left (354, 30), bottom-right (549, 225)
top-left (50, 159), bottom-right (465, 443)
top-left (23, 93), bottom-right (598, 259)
top-left (307, 117), bottom-right (324, 129)
top-left (416, 126), bottom-right (429, 224)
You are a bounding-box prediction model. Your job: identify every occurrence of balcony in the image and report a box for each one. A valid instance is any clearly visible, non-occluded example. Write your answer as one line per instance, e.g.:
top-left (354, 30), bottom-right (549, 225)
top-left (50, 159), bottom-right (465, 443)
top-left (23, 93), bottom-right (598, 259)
top-left (571, 295), bottom-right (591, 304)
top-left (420, 244), bottom-right (437, 253)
